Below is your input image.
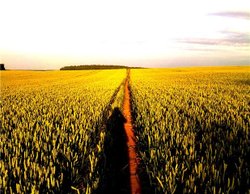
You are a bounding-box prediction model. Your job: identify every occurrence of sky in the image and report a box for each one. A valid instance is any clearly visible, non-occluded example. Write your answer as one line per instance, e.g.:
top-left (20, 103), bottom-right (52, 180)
top-left (0, 0), bottom-right (249, 69)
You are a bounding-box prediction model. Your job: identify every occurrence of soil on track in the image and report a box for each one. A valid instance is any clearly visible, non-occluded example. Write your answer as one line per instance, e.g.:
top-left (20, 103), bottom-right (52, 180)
top-left (123, 70), bottom-right (141, 194)
top-left (96, 69), bottom-right (141, 194)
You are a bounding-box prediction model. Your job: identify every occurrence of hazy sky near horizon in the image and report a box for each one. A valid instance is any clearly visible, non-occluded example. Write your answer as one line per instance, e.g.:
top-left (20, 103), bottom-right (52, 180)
top-left (0, 0), bottom-right (249, 69)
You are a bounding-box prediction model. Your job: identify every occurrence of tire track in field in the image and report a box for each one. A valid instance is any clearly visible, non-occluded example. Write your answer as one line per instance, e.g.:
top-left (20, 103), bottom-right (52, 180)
top-left (123, 69), bottom-right (141, 194)
top-left (77, 76), bottom-right (127, 193)
top-left (95, 71), bottom-right (129, 194)
top-left (99, 77), bottom-right (126, 126)
top-left (96, 69), bottom-right (141, 194)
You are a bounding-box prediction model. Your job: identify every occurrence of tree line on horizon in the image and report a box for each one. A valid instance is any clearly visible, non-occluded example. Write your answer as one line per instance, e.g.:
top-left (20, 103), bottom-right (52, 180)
top-left (60, 65), bottom-right (143, 70)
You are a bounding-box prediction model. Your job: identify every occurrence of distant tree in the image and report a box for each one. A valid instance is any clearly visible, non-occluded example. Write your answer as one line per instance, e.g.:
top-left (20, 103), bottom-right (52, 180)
top-left (0, 64), bottom-right (5, 70)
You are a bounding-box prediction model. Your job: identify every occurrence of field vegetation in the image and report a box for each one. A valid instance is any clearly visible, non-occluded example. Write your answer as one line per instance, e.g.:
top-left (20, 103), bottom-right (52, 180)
top-left (0, 70), bottom-right (126, 193)
top-left (0, 66), bottom-right (249, 193)
top-left (130, 67), bottom-right (250, 193)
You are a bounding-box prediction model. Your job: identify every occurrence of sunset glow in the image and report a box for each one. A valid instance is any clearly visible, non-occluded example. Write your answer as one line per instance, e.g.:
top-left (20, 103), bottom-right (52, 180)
top-left (0, 0), bottom-right (249, 69)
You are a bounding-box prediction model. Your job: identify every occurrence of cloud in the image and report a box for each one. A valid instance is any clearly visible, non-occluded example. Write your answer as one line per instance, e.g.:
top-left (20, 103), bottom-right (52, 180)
top-left (221, 31), bottom-right (250, 45)
top-left (176, 31), bottom-right (250, 47)
top-left (177, 39), bottom-right (219, 46)
top-left (209, 11), bottom-right (250, 20)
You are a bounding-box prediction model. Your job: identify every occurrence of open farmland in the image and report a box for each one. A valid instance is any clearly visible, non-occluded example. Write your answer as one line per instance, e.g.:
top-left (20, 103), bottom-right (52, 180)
top-left (0, 66), bottom-right (250, 194)
top-left (130, 67), bottom-right (250, 193)
top-left (0, 70), bottom-right (126, 193)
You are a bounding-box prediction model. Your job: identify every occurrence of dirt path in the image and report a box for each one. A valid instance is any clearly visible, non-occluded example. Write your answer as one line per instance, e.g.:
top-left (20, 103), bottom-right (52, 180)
top-left (123, 70), bottom-right (141, 194)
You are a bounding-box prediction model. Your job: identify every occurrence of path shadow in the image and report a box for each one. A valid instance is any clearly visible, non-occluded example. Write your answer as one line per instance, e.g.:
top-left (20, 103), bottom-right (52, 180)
top-left (96, 107), bottom-right (130, 194)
